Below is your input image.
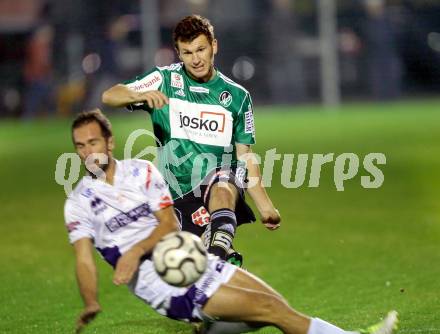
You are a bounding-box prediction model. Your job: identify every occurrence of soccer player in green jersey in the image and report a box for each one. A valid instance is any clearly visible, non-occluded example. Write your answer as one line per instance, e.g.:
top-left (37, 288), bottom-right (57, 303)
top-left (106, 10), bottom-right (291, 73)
top-left (102, 15), bottom-right (280, 265)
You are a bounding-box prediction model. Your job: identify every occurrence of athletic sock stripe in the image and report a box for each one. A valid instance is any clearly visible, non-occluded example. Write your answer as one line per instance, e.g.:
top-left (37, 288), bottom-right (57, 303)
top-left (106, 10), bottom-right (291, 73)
top-left (211, 214), bottom-right (236, 221)
top-left (210, 210), bottom-right (237, 222)
top-left (210, 209), bottom-right (234, 215)
top-left (211, 214), bottom-right (236, 222)
top-left (210, 210), bottom-right (235, 217)
top-left (211, 211), bottom-right (235, 218)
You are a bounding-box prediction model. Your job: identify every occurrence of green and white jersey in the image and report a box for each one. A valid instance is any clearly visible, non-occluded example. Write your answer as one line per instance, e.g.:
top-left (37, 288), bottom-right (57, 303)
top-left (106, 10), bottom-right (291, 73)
top-left (123, 62), bottom-right (256, 199)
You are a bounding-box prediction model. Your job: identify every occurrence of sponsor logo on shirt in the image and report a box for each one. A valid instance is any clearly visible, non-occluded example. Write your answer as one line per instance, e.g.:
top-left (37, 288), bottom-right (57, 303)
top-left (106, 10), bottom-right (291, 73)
top-left (244, 105), bottom-right (255, 136)
top-left (175, 89), bottom-right (186, 97)
top-left (105, 203), bottom-right (152, 232)
top-left (178, 111), bottom-right (226, 133)
top-left (90, 197), bottom-right (107, 215)
top-left (189, 86), bottom-right (210, 94)
top-left (169, 98), bottom-right (233, 146)
top-left (130, 74), bottom-right (162, 92)
top-left (191, 206), bottom-right (210, 226)
top-left (81, 188), bottom-right (94, 198)
top-left (171, 72), bottom-right (184, 89)
top-left (219, 91), bottom-right (232, 107)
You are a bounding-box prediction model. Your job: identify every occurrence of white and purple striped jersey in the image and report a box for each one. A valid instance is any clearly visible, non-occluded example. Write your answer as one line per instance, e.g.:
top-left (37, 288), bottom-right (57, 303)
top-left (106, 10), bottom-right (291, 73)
top-left (64, 159), bottom-right (173, 267)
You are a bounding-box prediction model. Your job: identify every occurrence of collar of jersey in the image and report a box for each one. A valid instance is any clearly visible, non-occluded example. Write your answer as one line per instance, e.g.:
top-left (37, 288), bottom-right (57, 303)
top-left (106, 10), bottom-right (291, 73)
top-left (182, 66), bottom-right (221, 87)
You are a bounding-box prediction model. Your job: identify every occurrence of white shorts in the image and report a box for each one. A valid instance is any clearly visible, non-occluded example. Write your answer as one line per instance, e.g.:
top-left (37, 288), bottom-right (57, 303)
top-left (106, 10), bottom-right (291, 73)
top-left (128, 254), bottom-right (237, 322)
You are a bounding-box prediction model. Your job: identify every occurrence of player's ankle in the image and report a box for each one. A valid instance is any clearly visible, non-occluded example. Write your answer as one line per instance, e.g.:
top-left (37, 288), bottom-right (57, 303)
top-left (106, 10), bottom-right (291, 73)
top-left (208, 246), bottom-right (228, 259)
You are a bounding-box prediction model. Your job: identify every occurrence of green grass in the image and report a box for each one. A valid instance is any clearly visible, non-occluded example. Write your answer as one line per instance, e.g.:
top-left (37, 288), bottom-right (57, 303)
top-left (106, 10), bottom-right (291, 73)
top-left (1, 99), bottom-right (439, 333)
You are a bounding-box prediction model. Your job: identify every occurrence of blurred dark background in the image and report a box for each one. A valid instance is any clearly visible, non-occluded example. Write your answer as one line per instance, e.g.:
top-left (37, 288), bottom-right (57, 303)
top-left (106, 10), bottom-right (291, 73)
top-left (0, 0), bottom-right (439, 119)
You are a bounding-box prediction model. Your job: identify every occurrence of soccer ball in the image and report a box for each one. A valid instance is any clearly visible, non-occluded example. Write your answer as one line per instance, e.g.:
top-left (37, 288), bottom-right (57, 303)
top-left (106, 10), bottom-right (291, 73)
top-left (153, 231), bottom-right (208, 287)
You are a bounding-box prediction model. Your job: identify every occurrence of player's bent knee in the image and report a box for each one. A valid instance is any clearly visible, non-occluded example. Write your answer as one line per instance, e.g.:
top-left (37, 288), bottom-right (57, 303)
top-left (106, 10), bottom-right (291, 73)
top-left (209, 184), bottom-right (237, 210)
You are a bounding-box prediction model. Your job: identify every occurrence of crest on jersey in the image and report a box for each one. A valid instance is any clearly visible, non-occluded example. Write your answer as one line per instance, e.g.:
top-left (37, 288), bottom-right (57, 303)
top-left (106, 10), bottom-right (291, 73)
top-left (171, 72), bottom-right (184, 89)
top-left (219, 91), bottom-right (232, 107)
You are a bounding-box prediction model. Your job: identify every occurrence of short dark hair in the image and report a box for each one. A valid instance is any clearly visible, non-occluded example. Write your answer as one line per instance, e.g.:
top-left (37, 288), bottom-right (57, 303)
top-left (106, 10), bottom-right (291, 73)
top-left (71, 109), bottom-right (112, 140)
top-left (173, 15), bottom-right (214, 49)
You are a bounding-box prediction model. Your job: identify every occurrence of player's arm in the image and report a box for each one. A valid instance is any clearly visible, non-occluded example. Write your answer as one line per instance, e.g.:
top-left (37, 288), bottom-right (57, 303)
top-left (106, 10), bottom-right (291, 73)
top-left (236, 143), bottom-right (281, 230)
top-left (113, 206), bottom-right (179, 285)
top-left (102, 84), bottom-right (168, 109)
top-left (102, 70), bottom-right (168, 109)
top-left (73, 237), bottom-right (101, 333)
top-left (133, 205), bottom-right (180, 257)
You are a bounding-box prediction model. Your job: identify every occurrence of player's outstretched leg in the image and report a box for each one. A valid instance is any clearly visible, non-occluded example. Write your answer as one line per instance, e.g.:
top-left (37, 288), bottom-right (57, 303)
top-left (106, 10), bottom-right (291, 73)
top-left (201, 268), bottom-right (398, 334)
top-left (202, 267), bottom-right (308, 334)
top-left (203, 282), bottom-right (309, 334)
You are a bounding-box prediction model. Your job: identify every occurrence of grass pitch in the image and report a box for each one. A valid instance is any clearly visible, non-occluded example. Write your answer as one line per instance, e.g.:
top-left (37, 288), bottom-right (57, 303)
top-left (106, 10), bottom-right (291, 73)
top-left (0, 100), bottom-right (439, 333)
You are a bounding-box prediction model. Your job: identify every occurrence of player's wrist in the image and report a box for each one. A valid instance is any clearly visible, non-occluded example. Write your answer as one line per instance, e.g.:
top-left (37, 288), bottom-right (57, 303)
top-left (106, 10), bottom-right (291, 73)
top-left (131, 91), bottom-right (146, 104)
top-left (129, 245), bottom-right (146, 259)
top-left (256, 200), bottom-right (276, 214)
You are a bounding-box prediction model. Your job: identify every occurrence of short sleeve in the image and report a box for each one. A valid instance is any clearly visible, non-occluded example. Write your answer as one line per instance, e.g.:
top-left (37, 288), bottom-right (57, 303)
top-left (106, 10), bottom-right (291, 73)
top-left (142, 161), bottom-right (174, 212)
top-left (234, 93), bottom-right (256, 145)
top-left (64, 198), bottom-right (95, 244)
top-left (123, 68), bottom-right (164, 112)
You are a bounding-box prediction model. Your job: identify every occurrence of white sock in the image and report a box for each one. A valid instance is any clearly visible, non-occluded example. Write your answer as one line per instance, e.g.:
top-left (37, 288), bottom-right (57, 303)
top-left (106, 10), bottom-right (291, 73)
top-left (308, 318), bottom-right (356, 334)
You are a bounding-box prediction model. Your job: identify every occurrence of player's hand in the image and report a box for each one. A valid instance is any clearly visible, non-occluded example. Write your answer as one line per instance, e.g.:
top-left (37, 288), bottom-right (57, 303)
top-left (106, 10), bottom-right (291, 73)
top-left (140, 90), bottom-right (169, 109)
top-left (260, 208), bottom-right (281, 231)
top-left (113, 248), bottom-right (142, 285)
top-left (76, 302), bottom-right (101, 333)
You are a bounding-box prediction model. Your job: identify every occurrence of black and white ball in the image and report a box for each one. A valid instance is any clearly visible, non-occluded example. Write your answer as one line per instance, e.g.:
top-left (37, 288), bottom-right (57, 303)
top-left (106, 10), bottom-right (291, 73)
top-left (153, 231), bottom-right (208, 287)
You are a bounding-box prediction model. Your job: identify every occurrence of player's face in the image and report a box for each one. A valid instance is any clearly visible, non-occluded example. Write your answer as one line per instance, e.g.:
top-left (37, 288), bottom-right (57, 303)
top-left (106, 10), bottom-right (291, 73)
top-left (73, 121), bottom-right (114, 176)
top-left (177, 34), bottom-right (217, 82)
